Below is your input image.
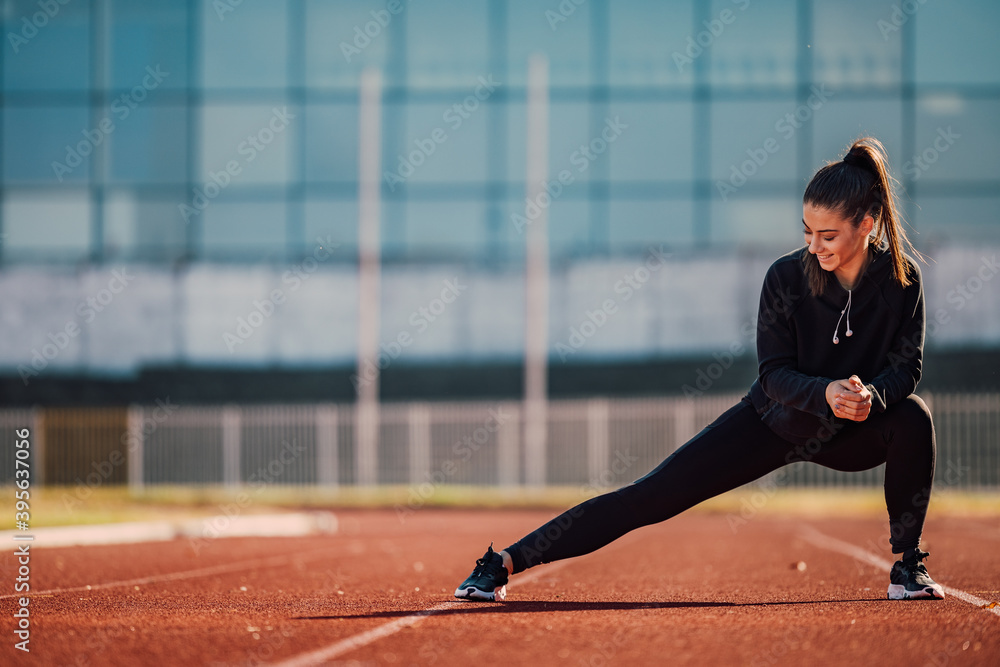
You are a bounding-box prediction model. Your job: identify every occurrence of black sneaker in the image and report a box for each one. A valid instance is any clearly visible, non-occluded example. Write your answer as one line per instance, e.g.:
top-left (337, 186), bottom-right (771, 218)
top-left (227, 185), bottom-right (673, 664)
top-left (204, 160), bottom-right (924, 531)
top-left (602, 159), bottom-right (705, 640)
top-left (888, 549), bottom-right (945, 600)
top-left (454, 544), bottom-right (508, 601)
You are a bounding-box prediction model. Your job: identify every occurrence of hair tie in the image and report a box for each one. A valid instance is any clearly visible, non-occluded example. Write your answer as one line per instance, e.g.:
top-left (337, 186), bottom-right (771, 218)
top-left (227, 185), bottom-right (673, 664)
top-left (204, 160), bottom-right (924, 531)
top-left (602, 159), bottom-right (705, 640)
top-left (843, 150), bottom-right (869, 169)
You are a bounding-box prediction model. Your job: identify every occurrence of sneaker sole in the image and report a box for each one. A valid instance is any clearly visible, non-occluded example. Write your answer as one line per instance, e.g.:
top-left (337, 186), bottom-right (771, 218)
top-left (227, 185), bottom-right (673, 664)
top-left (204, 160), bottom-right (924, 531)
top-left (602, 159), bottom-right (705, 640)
top-left (454, 584), bottom-right (506, 602)
top-left (887, 583), bottom-right (945, 600)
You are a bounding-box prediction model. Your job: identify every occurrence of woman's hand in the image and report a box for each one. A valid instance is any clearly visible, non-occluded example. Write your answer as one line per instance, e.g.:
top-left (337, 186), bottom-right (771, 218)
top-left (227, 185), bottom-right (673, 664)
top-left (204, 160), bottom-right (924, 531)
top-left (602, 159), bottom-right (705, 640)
top-left (825, 375), bottom-right (872, 422)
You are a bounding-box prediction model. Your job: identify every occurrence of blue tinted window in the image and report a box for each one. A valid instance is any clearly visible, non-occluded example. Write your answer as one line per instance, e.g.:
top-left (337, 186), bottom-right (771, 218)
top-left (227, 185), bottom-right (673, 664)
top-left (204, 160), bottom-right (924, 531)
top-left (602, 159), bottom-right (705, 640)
top-left (405, 200), bottom-right (488, 257)
top-left (608, 102), bottom-right (692, 182)
top-left (811, 99), bottom-right (903, 176)
top-left (397, 100), bottom-right (490, 185)
top-left (708, 0), bottom-right (795, 88)
top-left (107, 105), bottom-right (188, 184)
top-left (304, 198), bottom-right (360, 255)
top-left (109, 0), bottom-right (189, 90)
top-left (201, 0), bottom-right (287, 89)
top-left (508, 101), bottom-right (593, 183)
top-left (710, 191), bottom-right (802, 249)
top-left (609, 0), bottom-right (694, 87)
top-left (3, 0), bottom-right (90, 91)
top-left (407, 0), bottom-right (489, 89)
top-left (710, 98), bottom-right (799, 183)
top-left (913, 98), bottom-right (1000, 183)
top-left (812, 0), bottom-right (902, 87)
top-left (201, 200), bottom-right (287, 259)
top-left (199, 104), bottom-right (296, 187)
top-left (913, 195), bottom-right (1000, 246)
top-left (916, 0), bottom-right (1000, 85)
top-left (507, 0), bottom-right (591, 87)
top-left (3, 106), bottom-right (91, 183)
top-left (305, 0), bottom-right (393, 88)
top-left (104, 191), bottom-right (188, 261)
top-left (305, 104), bottom-right (359, 183)
top-left (2, 189), bottom-right (91, 259)
top-left (608, 199), bottom-right (694, 251)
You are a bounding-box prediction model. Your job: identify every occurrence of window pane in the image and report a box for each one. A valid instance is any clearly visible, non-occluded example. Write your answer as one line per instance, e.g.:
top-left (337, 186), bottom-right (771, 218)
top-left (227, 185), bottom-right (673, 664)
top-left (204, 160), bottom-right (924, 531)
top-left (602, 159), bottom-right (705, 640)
top-left (499, 198), bottom-right (590, 260)
top-left (609, 102), bottom-right (692, 182)
top-left (916, 0), bottom-right (1000, 85)
top-left (710, 191), bottom-right (802, 249)
top-left (608, 199), bottom-right (694, 251)
top-left (912, 195), bottom-right (1000, 246)
top-left (508, 101), bottom-right (592, 183)
top-left (199, 104), bottom-right (296, 187)
top-left (708, 0), bottom-right (795, 88)
top-left (610, 0), bottom-right (694, 87)
top-left (305, 105), bottom-right (359, 182)
top-left (3, 106), bottom-right (91, 184)
top-left (507, 0), bottom-right (590, 87)
top-left (200, 0), bottom-right (287, 89)
top-left (2, 189), bottom-right (91, 260)
top-left (811, 99), bottom-right (903, 176)
top-left (710, 98), bottom-right (799, 183)
top-left (304, 198), bottom-right (359, 255)
top-left (404, 200), bottom-right (487, 258)
top-left (109, 0), bottom-right (188, 90)
top-left (407, 0), bottom-right (489, 88)
top-left (108, 104), bottom-right (188, 184)
top-left (396, 100), bottom-right (489, 185)
top-left (305, 0), bottom-right (393, 88)
top-left (201, 200), bottom-right (287, 259)
top-left (913, 98), bottom-right (1000, 183)
top-left (812, 0), bottom-right (902, 87)
top-left (3, 0), bottom-right (89, 91)
top-left (104, 191), bottom-right (189, 261)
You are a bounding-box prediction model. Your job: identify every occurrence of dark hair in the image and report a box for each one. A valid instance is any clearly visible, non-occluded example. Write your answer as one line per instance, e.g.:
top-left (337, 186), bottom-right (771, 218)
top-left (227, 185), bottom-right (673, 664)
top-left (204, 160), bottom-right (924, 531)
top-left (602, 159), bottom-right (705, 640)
top-left (802, 137), bottom-right (920, 296)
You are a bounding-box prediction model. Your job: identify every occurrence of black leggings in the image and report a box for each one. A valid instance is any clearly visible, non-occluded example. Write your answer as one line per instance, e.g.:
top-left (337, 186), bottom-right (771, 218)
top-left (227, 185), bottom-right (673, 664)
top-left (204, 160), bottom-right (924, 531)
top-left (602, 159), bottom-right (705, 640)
top-left (505, 395), bottom-right (935, 574)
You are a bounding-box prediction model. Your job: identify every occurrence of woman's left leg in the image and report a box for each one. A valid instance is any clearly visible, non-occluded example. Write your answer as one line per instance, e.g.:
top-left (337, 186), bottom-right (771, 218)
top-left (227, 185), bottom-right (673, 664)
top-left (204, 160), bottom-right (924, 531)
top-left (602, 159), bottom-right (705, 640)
top-left (808, 395), bottom-right (936, 554)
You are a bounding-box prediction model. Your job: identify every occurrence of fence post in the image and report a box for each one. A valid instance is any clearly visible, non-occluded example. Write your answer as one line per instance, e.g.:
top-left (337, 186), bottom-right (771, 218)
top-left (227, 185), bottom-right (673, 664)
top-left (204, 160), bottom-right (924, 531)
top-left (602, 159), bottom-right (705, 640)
top-left (409, 404), bottom-right (431, 486)
top-left (587, 399), bottom-right (609, 486)
top-left (316, 405), bottom-right (339, 488)
top-left (222, 406), bottom-right (241, 487)
top-left (127, 405), bottom-right (144, 494)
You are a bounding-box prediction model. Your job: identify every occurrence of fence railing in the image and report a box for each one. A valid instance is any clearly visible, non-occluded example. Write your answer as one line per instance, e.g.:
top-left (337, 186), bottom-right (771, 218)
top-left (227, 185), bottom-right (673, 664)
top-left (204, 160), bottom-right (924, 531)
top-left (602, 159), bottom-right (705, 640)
top-left (1, 393), bottom-right (997, 491)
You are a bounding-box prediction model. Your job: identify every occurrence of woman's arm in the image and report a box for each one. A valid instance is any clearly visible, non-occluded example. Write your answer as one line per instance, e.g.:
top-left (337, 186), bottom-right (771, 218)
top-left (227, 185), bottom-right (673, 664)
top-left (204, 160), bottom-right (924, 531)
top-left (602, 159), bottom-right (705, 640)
top-left (865, 268), bottom-right (925, 412)
top-left (755, 263), bottom-right (835, 419)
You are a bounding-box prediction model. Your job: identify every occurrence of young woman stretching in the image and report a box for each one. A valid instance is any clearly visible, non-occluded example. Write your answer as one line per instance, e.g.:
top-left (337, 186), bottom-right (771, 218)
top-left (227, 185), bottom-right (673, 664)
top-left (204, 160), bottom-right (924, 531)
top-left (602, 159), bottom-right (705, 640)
top-left (455, 137), bottom-right (944, 602)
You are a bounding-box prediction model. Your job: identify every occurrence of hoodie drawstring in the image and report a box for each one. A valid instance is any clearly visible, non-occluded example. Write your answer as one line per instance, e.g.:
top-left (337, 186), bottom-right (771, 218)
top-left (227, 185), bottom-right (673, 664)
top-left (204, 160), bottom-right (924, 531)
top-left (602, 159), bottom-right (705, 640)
top-left (832, 289), bottom-right (853, 345)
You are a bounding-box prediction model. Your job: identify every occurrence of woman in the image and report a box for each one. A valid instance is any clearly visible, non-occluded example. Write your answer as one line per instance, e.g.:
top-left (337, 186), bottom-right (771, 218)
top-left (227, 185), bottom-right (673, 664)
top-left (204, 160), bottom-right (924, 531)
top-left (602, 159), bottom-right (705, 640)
top-left (455, 137), bottom-right (944, 602)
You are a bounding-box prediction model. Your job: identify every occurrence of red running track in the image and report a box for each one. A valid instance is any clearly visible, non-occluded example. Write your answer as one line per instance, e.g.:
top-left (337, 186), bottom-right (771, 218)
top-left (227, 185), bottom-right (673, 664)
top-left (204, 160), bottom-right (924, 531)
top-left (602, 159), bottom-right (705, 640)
top-left (1, 509), bottom-right (998, 666)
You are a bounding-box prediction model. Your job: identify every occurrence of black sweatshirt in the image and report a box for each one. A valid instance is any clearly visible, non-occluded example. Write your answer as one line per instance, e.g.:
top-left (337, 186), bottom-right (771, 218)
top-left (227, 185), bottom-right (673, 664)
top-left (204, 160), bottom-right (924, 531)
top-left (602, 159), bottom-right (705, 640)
top-left (746, 246), bottom-right (925, 445)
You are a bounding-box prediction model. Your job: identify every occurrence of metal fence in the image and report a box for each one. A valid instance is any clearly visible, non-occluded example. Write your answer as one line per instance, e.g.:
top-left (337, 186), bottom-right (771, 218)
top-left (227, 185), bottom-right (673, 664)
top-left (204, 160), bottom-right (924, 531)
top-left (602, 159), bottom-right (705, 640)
top-left (1, 393), bottom-right (998, 491)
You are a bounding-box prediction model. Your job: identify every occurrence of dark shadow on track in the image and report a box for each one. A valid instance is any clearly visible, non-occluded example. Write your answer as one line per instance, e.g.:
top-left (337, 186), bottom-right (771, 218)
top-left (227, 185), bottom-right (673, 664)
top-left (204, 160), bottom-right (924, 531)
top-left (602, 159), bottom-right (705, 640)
top-left (293, 597), bottom-right (886, 620)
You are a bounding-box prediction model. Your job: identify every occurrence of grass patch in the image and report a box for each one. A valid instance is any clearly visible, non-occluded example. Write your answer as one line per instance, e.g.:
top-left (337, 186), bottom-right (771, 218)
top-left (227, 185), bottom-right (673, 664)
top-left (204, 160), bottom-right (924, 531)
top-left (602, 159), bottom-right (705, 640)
top-left (4, 484), bottom-right (998, 529)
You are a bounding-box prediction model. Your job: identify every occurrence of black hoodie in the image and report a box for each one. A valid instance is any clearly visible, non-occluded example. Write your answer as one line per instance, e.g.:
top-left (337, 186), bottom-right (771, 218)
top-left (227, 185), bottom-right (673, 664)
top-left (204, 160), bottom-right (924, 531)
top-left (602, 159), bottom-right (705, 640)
top-left (746, 246), bottom-right (924, 445)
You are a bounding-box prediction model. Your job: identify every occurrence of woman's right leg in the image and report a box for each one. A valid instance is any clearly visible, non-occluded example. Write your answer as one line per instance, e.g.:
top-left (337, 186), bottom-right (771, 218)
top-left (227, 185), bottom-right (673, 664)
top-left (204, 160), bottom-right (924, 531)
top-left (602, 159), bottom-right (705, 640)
top-left (504, 401), bottom-right (796, 574)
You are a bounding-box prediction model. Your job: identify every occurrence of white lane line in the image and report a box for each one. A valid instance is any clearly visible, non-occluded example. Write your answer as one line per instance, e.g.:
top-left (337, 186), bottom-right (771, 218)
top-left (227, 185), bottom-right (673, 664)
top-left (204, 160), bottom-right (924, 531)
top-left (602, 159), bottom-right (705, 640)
top-left (799, 525), bottom-right (1000, 617)
top-left (0, 547), bottom-right (334, 600)
top-left (271, 561), bottom-right (569, 667)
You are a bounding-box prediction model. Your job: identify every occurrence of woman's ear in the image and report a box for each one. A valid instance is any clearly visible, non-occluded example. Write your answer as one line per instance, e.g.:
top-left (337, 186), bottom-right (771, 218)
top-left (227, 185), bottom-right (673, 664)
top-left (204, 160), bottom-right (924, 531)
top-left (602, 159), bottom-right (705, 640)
top-left (861, 214), bottom-right (875, 237)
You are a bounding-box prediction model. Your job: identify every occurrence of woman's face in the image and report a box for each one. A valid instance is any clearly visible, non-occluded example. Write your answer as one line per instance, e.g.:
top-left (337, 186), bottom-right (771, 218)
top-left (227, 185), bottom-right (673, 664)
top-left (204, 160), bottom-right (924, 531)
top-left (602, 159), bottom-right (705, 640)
top-left (802, 203), bottom-right (873, 283)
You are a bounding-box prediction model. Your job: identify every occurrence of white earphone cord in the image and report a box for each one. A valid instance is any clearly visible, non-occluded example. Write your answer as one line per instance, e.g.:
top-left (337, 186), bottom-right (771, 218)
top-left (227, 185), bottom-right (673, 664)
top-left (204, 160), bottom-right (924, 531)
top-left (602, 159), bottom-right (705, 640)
top-left (832, 289), bottom-right (853, 345)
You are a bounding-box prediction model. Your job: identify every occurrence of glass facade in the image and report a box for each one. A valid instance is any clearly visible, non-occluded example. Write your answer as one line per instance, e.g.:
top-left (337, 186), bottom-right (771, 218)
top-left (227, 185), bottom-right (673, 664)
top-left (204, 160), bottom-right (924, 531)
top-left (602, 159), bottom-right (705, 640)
top-left (2, 0), bottom-right (998, 264)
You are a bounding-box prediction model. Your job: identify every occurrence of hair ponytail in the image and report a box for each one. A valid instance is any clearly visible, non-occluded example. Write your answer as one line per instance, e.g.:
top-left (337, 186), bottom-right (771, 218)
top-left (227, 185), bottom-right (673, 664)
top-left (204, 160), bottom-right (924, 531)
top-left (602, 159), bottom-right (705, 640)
top-left (802, 137), bottom-right (921, 296)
